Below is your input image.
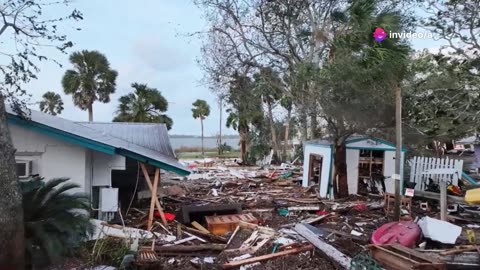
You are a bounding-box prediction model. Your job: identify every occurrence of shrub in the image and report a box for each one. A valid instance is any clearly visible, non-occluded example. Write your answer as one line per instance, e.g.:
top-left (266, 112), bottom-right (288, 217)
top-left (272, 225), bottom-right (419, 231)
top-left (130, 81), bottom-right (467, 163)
top-left (21, 177), bottom-right (93, 267)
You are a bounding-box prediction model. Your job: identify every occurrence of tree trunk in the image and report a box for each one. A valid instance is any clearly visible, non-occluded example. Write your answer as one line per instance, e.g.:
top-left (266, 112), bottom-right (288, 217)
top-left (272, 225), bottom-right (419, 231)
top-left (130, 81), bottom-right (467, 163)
top-left (282, 108), bottom-right (292, 161)
top-left (267, 100), bottom-right (279, 161)
top-left (310, 108), bottom-right (320, 139)
top-left (0, 96), bottom-right (25, 269)
top-left (201, 119), bottom-right (204, 157)
top-left (299, 108), bottom-right (308, 141)
top-left (88, 103), bottom-right (93, 122)
top-left (334, 142), bottom-right (349, 198)
top-left (239, 129), bottom-right (247, 162)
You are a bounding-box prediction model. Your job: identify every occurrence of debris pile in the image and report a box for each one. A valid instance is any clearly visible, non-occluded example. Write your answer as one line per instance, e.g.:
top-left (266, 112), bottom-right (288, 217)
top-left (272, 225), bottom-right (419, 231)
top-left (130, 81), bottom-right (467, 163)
top-left (94, 160), bottom-right (480, 269)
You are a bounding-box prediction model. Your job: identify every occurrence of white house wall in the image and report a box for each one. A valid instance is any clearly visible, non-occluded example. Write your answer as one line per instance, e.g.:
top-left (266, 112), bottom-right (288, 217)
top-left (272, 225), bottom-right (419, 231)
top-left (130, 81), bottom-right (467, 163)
top-left (10, 124), bottom-right (88, 192)
top-left (9, 124), bottom-right (126, 193)
top-left (302, 144), bottom-right (332, 198)
top-left (346, 149), bottom-right (360, 194)
top-left (90, 151), bottom-right (126, 187)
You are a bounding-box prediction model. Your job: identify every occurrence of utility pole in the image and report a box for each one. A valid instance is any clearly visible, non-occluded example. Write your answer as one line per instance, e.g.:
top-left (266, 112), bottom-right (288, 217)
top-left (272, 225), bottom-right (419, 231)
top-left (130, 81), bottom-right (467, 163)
top-left (218, 96), bottom-right (223, 155)
top-left (394, 84), bottom-right (402, 220)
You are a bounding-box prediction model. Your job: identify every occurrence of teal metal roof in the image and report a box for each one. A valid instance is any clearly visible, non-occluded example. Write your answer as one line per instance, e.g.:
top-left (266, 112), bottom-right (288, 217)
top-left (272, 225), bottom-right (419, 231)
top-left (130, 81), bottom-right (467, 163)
top-left (7, 108), bottom-right (190, 176)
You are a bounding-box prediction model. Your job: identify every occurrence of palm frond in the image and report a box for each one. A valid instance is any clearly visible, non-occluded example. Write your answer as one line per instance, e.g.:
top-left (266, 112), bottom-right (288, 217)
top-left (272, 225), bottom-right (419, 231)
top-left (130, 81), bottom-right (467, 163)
top-left (22, 177), bottom-right (93, 267)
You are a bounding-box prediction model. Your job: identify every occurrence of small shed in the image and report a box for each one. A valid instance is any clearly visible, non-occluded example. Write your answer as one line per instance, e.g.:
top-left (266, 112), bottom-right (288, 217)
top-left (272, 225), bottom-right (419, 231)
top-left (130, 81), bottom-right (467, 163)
top-left (302, 136), bottom-right (406, 198)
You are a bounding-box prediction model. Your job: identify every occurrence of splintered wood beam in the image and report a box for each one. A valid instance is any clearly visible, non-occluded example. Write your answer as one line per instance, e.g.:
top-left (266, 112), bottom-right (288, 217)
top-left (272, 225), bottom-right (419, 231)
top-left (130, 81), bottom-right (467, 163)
top-left (155, 244), bottom-right (226, 253)
top-left (294, 223), bottom-right (351, 269)
top-left (222, 244), bottom-right (314, 269)
top-left (147, 168), bottom-right (160, 230)
top-left (141, 163), bottom-right (167, 225)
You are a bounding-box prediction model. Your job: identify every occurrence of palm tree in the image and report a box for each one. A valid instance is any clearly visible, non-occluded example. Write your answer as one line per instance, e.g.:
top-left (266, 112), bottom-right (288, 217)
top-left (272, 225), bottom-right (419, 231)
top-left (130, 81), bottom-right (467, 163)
top-left (21, 177), bottom-right (92, 267)
top-left (39, 91), bottom-right (64, 115)
top-left (62, 50), bottom-right (118, 122)
top-left (192, 99), bottom-right (210, 157)
top-left (113, 83), bottom-right (173, 129)
top-left (226, 74), bottom-right (264, 162)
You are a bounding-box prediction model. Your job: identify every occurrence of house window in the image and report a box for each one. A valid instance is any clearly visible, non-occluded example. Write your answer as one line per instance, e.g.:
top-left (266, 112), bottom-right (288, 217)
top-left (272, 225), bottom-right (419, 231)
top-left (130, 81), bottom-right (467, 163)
top-left (15, 160), bottom-right (32, 178)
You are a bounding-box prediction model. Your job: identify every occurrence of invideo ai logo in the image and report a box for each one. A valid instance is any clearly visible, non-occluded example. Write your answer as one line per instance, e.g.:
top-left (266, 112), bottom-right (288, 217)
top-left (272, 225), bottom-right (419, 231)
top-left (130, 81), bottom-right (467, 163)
top-left (373, 27), bottom-right (386, 42)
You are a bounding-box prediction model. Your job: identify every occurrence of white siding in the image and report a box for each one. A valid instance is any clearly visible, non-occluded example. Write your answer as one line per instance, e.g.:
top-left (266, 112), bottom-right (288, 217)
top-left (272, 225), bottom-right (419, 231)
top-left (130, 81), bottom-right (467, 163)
top-left (91, 151), bottom-right (126, 186)
top-left (10, 124), bottom-right (87, 192)
top-left (9, 124), bottom-right (126, 193)
top-left (302, 144), bottom-right (332, 198)
top-left (346, 149), bottom-right (360, 194)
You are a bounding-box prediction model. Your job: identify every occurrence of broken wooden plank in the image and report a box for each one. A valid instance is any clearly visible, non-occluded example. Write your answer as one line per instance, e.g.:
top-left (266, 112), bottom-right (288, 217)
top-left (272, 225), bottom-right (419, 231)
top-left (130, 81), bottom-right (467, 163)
top-left (302, 213), bottom-right (334, 224)
top-left (440, 245), bottom-right (477, 256)
top-left (283, 198), bottom-right (322, 204)
top-left (222, 244), bottom-right (314, 269)
top-left (155, 244), bottom-right (226, 253)
top-left (165, 236), bottom-right (196, 246)
top-left (183, 231), bottom-right (207, 243)
top-left (191, 221), bottom-right (210, 234)
top-left (288, 206), bottom-right (321, 211)
top-left (369, 244), bottom-right (445, 270)
top-left (414, 190), bottom-right (464, 204)
top-left (140, 164), bottom-right (167, 225)
top-left (179, 223), bottom-right (228, 243)
top-left (147, 168), bottom-right (160, 230)
top-left (294, 223), bottom-right (351, 269)
top-left (321, 227), bottom-right (367, 244)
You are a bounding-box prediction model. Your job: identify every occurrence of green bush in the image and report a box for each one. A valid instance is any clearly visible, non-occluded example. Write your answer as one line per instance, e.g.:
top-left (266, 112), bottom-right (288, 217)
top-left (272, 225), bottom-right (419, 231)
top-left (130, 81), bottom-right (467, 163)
top-left (21, 177), bottom-right (93, 267)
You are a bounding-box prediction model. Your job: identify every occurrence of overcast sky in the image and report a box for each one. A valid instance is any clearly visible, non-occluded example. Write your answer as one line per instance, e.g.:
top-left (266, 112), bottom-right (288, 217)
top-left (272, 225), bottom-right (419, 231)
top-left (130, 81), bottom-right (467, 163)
top-left (20, 1), bottom-right (441, 136)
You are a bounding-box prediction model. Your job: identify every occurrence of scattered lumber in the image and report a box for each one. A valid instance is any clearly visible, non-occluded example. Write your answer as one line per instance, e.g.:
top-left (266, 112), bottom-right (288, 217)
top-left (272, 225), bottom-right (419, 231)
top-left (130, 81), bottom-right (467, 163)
top-left (192, 221), bottom-right (210, 233)
top-left (178, 223), bottom-right (228, 243)
top-left (155, 244), bottom-right (226, 253)
top-left (368, 244), bottom-right (445, 270)
top-left (222, 244), bottom-right (314, 269)
top-left (440, 245), bottom-right (478, 256)
top-left (301, 213), bottom-right (334, 224)
top-left (283, 198), bottom-right (321, 204)
top-left (320, 227), bottom-right (368, 244)
top-left (413, 190), bottom-right (464, 204)
top-left (294, 223), bottom-right (351, 269)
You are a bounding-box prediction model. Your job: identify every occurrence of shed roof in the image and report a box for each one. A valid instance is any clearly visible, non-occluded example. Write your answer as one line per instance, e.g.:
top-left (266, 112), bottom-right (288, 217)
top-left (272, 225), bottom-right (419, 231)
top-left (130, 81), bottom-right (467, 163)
top-left (305, 136), bottom-right (407, 152)
top-left (7, 108), bottom-right (189, 176)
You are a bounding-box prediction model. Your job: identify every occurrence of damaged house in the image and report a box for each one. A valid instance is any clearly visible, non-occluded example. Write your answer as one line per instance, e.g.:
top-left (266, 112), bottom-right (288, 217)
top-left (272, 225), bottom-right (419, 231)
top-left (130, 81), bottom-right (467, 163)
top-left (302, 136), bottom-right (406, 198)
top-left (7, 108), bottom-right (189, 220)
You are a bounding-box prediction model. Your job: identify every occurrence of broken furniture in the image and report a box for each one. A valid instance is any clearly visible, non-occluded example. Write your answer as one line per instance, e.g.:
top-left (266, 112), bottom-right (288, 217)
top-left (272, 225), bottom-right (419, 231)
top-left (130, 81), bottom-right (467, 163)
top-left (369, 244), bottom-right (445, 270)
top-left (206, 213), bottom-right (258, 236)
top-left (384, 193), bottom-right (412, 216)
top-left (179, 203), bottom-right (242, 224)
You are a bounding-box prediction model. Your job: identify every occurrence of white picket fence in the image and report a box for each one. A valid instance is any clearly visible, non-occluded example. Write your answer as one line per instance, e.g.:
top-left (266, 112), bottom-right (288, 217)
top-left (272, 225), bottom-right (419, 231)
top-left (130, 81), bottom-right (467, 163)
top-left (409, 156), bottom-right (463, 191)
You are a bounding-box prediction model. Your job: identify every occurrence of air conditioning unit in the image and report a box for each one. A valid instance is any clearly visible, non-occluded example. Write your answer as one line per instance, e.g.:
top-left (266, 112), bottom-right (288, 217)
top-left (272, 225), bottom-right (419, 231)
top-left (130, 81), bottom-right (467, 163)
top-left (99, 187), bottom-right (119, 221)
top-left (16, 160), bottom-right (32, 178)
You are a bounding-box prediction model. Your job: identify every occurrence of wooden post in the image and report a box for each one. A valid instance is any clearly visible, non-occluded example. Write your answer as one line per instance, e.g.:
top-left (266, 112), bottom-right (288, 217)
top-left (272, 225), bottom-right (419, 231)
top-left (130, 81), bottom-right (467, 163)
top-left (147, 168), bottom-right (160, 230)
top-left (440, 180), bottom-right (447, 221)
top-left (394, 84), bottom-right (402, 220)
top-left (140, 163), bottom-right (167, 225)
